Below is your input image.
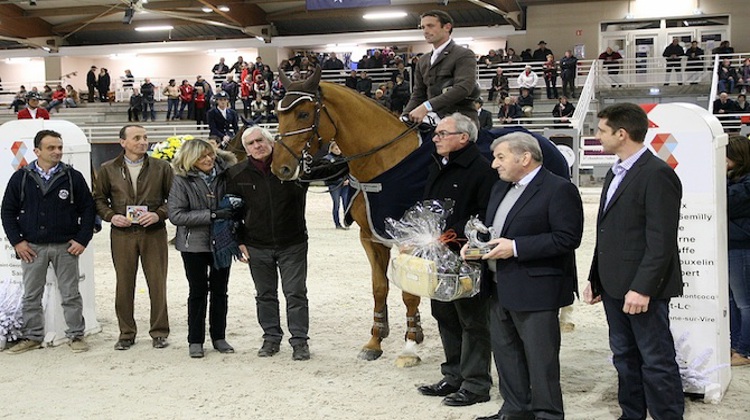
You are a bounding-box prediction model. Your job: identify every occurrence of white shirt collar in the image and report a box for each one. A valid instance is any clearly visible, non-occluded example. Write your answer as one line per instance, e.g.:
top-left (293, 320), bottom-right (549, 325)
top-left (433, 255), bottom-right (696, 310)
top-left (516, 165), bottom-right (542, 188)
top-left (431, 38), bottom-right (452, 64)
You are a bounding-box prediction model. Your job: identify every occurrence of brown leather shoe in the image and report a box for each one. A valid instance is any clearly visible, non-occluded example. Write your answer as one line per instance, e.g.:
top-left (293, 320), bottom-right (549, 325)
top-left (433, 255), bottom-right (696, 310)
top-left (152, 337), bottom-right (169, 349)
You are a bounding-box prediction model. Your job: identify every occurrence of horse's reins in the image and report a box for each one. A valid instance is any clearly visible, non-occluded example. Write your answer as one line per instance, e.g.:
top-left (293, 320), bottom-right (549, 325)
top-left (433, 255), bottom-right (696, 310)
top-left (274, 87), bottom-right (419, 181)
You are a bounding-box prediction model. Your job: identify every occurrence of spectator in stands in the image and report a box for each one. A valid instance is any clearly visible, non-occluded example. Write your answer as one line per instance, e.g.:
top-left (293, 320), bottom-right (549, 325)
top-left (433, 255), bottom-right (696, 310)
top-left (195, 86), bottom-right (207, 128)
top-left (521, 48), bottom-right (533, 62)
top-left (207, 91), bottom-right (239, 147)
top-left (178, 79), bottom-right (194, 120)
top-left (322, 52), bottom-right (345, 71)
top-left (488, 67), bottom-right (509, 102)
top-left (195, 75), bottom-right (213, 103)
top-left (98, 68), bottom-right (111, 102)
top-left (684, 41), bottom-right (704, 85)
top-left (290, 66), bottom-right (302, 82)
top-left (255, 57), bottom-right (264, 70)
top-left (481, 49), bottom-right (503, 67)
top-left (229, 56), bottom-right (246, 77)
top-left (552, 96), bottom-right (575, 124)
top-left (163, 79), bottom-right (180, 121)
top-left (122, 69), bottom-right (135, 91)
top-left (220, 74), bottom-right (239, 110)
top-left (734, 94), bottom-right (750, 114)
top-left (713, 40), bottom-right (735, 57)
top-left (40, 85), bottom-right (53, 108)
top-left (504, 48), bottom-right (521, 63)
top-left (253, 73), bottom-right (271, 103)
top-left (374, 89), bottom-right (390, 109)
top-left (271, 74), bottom-right (286, 105)
top-left (127, 88), bottom-right (142, 122)
top-left (390, 74), bottom-right (410, 115)
top-left (532, 41), bottom-right (553, 62)
top-left (390, 61), bottom-right (410, 84)
top-left (250, 94), bottom-right (269, 122)
top-left (475, 98), bottom-right (493, 130)
top-left (599, 47), bottom-right (623, 88)
top-left (718, 58), bottom-right (738, 95)
top-left (498, 96), bottom-right (521, 124)
top-left (18, 92), bottom-right (50, 120)
top-left (64, 85), bottom-right (78, 108)
top-left (516, 64), bottom-right (538, 96)
top-left (356, 71), bottom-right (373, 97)
top-left (367, 50), bottom-right (386, 69)
top-left (86, 65), bottom-right (97, 103)
top-left (344, 70), bottom-right (358, 90)
top-left (141, 78), bottom-right (156, 122)
top-left (212, 57), bottom-right (230, 88)
top-left (543, 54), bottom-right (559, 99)
top-left (714, 92), bottom-right (736, 115)
top-left (9, 85), bottom-right (26, 113)
top-left (517, 87), bottom-right (534, 119)
top-left (46, 84), bottom-right (66, 113)
top-left (262, 65), bottom-right (274, 84)
top-left (560, 50), bottom-right (578, 98)
top-left (662, 37), bottom-right (684, 86)
top-left (239, 74), bottom-right (253, 119)
top-left (737, 58), bottom-right (750, 95)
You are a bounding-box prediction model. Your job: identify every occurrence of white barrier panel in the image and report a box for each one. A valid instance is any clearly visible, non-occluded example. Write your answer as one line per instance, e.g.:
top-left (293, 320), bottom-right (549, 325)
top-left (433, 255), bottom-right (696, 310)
top-left (0, 120), bottom-right (100, 346)
top-left (643, 103), bottom-right (730, 402)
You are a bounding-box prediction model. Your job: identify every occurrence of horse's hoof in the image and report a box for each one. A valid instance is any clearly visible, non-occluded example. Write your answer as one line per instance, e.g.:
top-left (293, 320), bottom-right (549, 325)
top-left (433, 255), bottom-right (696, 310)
top-left (395, 354), bottom-right (421, 368)
top-left (358, 348), bottom-right (383, 361)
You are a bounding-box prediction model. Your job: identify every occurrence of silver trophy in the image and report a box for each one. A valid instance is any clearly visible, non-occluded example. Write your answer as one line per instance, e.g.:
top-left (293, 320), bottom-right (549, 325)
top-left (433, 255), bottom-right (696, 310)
top-left (464, 216), bottom-right (497, 259)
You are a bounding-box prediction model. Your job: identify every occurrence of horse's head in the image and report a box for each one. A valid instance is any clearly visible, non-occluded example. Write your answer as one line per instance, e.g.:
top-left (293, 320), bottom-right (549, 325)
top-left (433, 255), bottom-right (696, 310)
top-left (272, 66), bottom-right (330, 180)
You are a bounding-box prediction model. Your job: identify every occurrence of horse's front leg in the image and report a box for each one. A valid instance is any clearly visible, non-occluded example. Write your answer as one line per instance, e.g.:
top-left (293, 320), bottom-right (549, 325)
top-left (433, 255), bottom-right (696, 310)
top-left (358, 233), bottom-right (391, 361)
top-left (395, 291), bottom-right (423, 367)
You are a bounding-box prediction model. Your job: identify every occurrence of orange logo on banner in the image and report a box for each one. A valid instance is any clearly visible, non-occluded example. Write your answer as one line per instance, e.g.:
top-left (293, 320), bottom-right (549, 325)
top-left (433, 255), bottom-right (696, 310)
top-left (11, 141), bottom-right (28, 170)
top-left (651, 133), bottom-right (679, 169)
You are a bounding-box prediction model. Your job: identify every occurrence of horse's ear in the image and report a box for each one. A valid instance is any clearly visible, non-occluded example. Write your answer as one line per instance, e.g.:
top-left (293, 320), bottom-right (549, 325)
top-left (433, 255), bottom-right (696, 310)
top-left (279, 70), bottom-right (292, 89)
top-left (302, 66), bottom-right (322, 92)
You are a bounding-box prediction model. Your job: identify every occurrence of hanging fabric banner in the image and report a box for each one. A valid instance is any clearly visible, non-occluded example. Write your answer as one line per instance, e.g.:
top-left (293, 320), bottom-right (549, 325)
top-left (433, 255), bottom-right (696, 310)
top-left (306, 0), bottom-right (391, 11)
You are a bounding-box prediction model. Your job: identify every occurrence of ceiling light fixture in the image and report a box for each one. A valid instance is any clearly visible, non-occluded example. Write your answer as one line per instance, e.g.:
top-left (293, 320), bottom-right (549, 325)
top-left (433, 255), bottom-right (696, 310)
top-left (363, 11), bottom-right (407, 20)
top-left (218, 5), bottom-right (230, 12)
top-left (201, 7), bottom-right (212, 13)
top-left (135, 25), bottom-right (174, 32)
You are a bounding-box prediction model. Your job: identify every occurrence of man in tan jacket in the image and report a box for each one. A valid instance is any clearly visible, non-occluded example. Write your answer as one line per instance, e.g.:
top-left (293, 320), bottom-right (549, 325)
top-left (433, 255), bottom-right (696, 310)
top-left (93, 124), bottom-right (173, 351)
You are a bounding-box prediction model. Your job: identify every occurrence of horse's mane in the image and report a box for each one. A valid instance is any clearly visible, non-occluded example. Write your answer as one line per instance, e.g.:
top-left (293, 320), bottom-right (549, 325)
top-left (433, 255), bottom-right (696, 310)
top-left (318, 82), bottom-right (402, 122)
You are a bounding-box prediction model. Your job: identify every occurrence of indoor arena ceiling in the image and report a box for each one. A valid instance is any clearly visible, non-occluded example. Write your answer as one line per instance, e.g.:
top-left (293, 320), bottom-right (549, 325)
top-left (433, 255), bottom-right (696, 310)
top-left (0, 0), bottom-right (617, 51)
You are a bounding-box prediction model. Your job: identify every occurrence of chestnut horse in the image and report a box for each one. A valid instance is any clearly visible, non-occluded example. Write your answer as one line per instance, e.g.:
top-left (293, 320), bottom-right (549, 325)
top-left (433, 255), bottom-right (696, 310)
top-left (270, 67), bottom-right (426, 366)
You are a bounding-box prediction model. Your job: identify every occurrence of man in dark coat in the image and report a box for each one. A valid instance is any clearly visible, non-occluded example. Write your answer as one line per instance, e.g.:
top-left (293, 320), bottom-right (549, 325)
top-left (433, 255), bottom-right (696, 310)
top-left (322, 52), bottom-right (345, 70)
top-left (86, 65), bottom-right (97, 103)
top-left (417, 112), bottom-right (496, 407)
top-left (662, 37), bottom-right (685, 86)
top-left (532, 41), bottom-right (553, 62)
top-left (584, 103), bottom-right (685, 420)
top-left (473, 131), bottom-right (583, 420)
top-left (404, 10), bottom-right (480, 126)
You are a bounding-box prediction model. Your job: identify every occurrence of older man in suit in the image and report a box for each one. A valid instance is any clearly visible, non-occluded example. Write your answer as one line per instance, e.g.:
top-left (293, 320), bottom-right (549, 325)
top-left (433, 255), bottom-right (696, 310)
top-left (468, 131), bottom-right (583, 420)
top-left (584, 103), bottom-right (684, 420)
top-left (404, 10), bottom-right (481, 126)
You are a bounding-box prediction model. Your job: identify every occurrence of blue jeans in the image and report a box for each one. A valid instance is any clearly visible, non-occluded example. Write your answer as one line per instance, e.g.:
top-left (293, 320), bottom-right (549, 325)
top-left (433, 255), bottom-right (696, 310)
top-left (142, 102), bottom-right (156, 121)
top-left (729, 249), bottom-right (750, 356)
top-left (719, 79), bottom-right (735, 94)
top-left (602, 293), bottom-right (684, 420)
top-left (166, 98), bottom-right (179, 120)
top-left (178, 100), bottom-right (193, 119)
top-left (328, 183), bottom-right (350, 227)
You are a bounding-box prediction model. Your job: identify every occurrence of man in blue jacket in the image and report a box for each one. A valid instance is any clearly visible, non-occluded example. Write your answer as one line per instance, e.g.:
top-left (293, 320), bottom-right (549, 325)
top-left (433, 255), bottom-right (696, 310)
top-left (1, 129), bottom-right (96, 354)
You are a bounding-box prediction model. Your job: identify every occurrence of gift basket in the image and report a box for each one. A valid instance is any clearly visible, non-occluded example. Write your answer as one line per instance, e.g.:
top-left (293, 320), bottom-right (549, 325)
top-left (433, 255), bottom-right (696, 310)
top-left (385, 199), bottom-right (481, 302)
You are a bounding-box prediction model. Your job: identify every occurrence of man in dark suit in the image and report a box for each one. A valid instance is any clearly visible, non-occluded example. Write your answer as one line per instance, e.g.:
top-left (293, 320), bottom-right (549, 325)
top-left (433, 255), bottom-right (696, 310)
top-left (417, 113), bottom-right (496, 407)
top-left (475, 98), bottom-right (493, 131)
top-left (86, 65), bottom-right (97, 103)
top-left (404, 10), bottom-right (481, 126)
top-left (469, 131), bottom-right (583, 420)
top-left (584, 103), bottom-right (684, 420)
top-left (207, 91), bottom-right (239, 147)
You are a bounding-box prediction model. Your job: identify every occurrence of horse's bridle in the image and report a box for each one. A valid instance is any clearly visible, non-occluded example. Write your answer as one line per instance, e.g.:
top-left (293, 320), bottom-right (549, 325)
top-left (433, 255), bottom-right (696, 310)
top-left (275, 87), bottom-right (419, 177)
top-left (274, 88), bottom-right (338, 175)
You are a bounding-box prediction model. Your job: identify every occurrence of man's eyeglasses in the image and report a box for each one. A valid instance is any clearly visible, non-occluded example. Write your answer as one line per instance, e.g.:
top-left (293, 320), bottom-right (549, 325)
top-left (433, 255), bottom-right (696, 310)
top-left (433, 131), bottom-right (464, 139)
